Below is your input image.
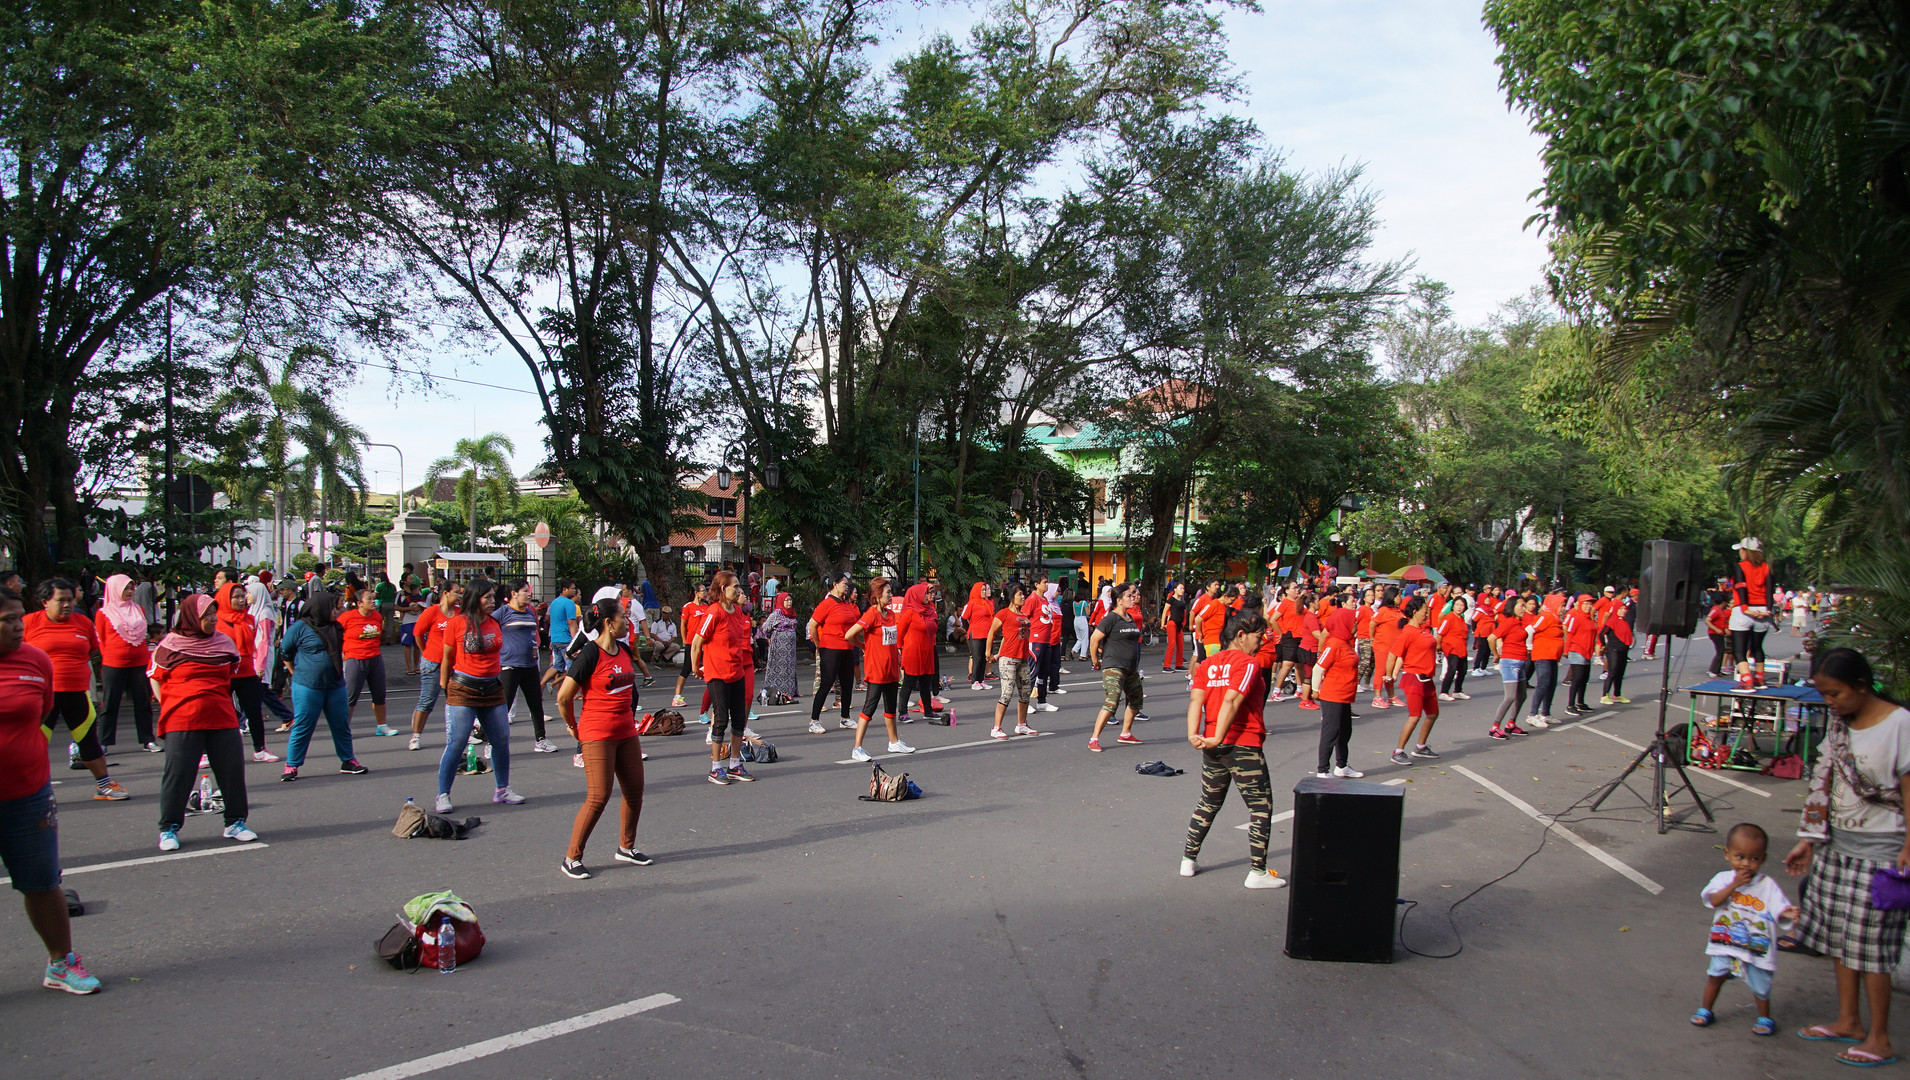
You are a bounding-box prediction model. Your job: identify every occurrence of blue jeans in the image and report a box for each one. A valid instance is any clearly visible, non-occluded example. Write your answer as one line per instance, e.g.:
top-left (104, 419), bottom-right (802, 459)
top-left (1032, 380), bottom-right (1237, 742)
top-left (1528, 659), bottom-right (1559, 717)
top-left (288, 683), bottom-right (355, 767)
top-left (415, 661), bottom-right (442, 718)
top-left (439, 703), bottom-right (510, 796)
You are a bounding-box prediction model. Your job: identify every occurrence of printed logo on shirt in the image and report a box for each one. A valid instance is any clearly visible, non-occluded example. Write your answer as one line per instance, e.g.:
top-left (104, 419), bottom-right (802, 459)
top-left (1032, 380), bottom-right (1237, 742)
top-left (15, 673), bottom-right (46, 683)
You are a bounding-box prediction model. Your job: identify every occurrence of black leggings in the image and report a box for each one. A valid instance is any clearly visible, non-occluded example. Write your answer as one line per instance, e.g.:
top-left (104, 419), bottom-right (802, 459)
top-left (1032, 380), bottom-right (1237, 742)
top-left (232, 675), bottom-right (265, 752)
top-left (1317, 699), bottom-right (1353, 772)
top-left (1565, 662), bottom-right (1591, 710)
top-left (708, 677), bottom-right (747, 741)
top-left (1708, 633), bottom-right (1731, 675)
top-left (1529, 659), bottom-right (1559, 718)
top-left (52, 690), bottom-right (103, 764)
top-left (812, 648), bottom-right (855, 721)
top-left (99, 664), bottom-right (154, 746)
top-left (1032, 643), bottom-right (1053, 703)
top-left (899, 672), bottom-right (940, 717)
top-left (501, 666), bottom-right (547, 739)
top-left (1602, 640), bottom-right (1630, 697)
top-left (1440, 652), bottom-right (1467, 694)
top-left (969, 637), bottom-right (988, 684)
top-left (1473, 633), bottom-right (1494, 672)
top-left (1731, 629), bottom-right (1766, 672)
top-left (859, 680), bottom-right (899, 721)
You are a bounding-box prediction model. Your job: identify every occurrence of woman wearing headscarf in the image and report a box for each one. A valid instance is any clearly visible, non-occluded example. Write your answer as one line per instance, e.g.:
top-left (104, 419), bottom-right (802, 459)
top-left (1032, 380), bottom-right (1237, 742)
top-left (895, 582), bottom-right (944, 726)
top-left (961, 583), bottom-right (996, 689)
top-left (437, 578), bottom-right (524, 809)
top-left (1039, 581), bottom-right (1066, 698)
top-left (150, 594), bottom-right (257, 851)
top-left (757, 591), bottom-right (800, 705)
top-left (95, 573), bottom-right (157, 753)
top-left (807, 575), bottom-right (859, 732)
top-left (245, 579), bottom-right (293, 733)
top-left (1311, 606), bottom-right (1362, 777)
top-left (277, 591), bottom-right (366, 782)
top-left (214, 582), bottom-right (272, 761)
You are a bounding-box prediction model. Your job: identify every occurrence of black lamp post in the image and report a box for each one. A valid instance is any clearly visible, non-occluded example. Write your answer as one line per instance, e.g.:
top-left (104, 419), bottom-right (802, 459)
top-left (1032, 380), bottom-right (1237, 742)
top-left (717, 441), bottom-right (782, 589)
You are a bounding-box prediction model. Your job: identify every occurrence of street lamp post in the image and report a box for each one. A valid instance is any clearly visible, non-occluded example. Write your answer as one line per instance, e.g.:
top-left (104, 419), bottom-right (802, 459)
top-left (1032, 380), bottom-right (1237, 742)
top-left (718, 440), bottom-right (782, 598)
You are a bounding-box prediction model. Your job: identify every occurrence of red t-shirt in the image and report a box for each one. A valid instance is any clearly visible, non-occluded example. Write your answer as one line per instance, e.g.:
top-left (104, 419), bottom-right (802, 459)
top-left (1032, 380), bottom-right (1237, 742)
top-left (95, 611), bottom-right (150, 670)
top-left (1275, 599), bottom-right (1303, 639)
top-left (1392, 624), bottom-right (1438, 676)
top-left (22, 611), bottom-right (95, 693)
top-left (1198, 596), bottom-right (1228, 645)
top-left (692, 604), bottom-right (745, 683)
top-left (1706, 604), bottom-right (1730, 636)
top-left (1528, 610), bottom-right (1565, 661)
top-left (898, 607), bottom-right (937, 677)
top-left (151, 653), bottom-right (241, 734)
top-left (221, 610), bottom-right (258, 679)
top-left (1196, 648), bottom-right (1265, 747)
top-left (1495, 613), bottom-right (1530, 661)
top-left (1371, 606), bottom-right (1401, 659)
top-left (857, 604), bottom-right (900, 683)
top-left (1354, 604), bottom-right (1375, 641)
top-left (568, 640), bottom-right (638, 741)
top-left (962, 597), bottom-right (995, 638)
top-left (994, 604), bottom-right (1031, 661)
top-left (1301, 609), bottom-right (1323, 653)
top-left (1435, 612), bottom-right (1468, 655)
top-left (444, 614), bottom-right (503, 678)
top-left (1314, 637), bottom-right (1359, 704)
top-left (0, 645), bottom-right (54, 801)
top-left (1563, 610), bottom-right (1598, 657)
top-left (414, 604), bottom-right (450, 658)
top-left (810, 596), bottom-right (859, 650)
top-left (338, 609), bottom-right (384, 660)
top-left (727, 606), bottom-right (754, 671)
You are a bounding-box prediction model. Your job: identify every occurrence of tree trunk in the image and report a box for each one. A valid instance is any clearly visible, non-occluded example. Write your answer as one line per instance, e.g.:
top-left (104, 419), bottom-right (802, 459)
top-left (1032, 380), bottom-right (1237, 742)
top-left (1139, 472), bottom-right (1189, 614)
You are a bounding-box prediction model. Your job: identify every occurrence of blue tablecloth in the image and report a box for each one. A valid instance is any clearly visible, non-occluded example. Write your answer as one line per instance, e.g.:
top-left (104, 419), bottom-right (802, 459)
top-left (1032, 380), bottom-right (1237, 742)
top-left (1681, 679), bottom-right (1825, 704)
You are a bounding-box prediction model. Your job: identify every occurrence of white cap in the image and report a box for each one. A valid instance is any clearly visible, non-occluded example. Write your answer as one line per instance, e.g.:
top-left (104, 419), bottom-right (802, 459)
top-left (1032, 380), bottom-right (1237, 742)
top-left (1603, 585), bottom-right (1616, 593)
top-left (1738, 536), bottom-right (1763, 552)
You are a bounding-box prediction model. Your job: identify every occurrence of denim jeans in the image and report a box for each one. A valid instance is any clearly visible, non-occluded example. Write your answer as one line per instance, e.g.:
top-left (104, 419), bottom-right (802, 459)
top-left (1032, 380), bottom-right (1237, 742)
top-left (287, 682), bottom-right (354, 768)
top-left (439, 702), bottom-right (510, 796)
top-left (1528, 659), bottom-right (1559, 717)
top-left (415, 660), bottom-right (442, 717)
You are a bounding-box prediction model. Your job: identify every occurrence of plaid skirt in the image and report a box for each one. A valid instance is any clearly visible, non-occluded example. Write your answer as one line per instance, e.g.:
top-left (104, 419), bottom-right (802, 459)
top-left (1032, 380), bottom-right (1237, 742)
top-left (1797, 847), bottom-right (1910, 973)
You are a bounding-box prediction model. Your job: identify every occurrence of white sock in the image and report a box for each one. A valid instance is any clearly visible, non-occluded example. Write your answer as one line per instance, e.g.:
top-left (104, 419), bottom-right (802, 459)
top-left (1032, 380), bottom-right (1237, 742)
top-left (728, 757), bottom-right (741, 768)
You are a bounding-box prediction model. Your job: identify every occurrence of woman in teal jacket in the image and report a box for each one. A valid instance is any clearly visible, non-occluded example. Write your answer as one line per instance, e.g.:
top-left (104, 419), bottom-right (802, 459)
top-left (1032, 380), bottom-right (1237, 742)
top-left (277, 592), bottom-right (365, 781)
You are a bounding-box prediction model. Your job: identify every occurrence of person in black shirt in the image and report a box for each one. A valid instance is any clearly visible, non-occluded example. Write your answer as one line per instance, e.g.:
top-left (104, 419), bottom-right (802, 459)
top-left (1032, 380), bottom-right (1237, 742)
top-left (1088, 584), bottom-right (1147, 751)
top-left (1160, 581), bottom-right (1190, 671)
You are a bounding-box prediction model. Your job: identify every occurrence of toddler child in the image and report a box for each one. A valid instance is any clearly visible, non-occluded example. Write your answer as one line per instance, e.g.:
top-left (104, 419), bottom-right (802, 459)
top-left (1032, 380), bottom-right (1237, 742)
top-left (1692, 822), bottom-right (1798, 1035)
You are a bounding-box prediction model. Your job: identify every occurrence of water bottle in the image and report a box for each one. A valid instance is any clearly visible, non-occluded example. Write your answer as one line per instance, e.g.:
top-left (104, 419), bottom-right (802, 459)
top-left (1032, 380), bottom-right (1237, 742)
top-left (405, 796), bottom-right (415, 808)
top-left (197, 773), bottom-right (212, 809)
top-left (436, 921), bottom-right (456, 974)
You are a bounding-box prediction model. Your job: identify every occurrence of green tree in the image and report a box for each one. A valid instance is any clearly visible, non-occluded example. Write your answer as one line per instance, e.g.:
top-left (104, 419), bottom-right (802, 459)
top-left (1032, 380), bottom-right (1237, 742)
top-left (423, 434), bottom-right (518, 553)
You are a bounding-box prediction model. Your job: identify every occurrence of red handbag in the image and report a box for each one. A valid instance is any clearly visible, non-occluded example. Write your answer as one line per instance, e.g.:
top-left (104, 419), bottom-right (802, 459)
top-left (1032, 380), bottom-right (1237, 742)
top-left (414, 913), bottom-right (486, 967)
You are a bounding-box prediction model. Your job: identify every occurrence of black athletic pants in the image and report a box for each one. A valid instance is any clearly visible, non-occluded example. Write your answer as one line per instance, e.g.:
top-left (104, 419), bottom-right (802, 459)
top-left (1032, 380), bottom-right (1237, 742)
top-left (1317, 699), bottom-right (1353, 772)
top-left (812, 648), bottom-right (855, 721)
top-left (859, 680), bottom-right (899, 721)
top-left (157, 727), bottom-right (248, 831)
top-left (969, 638), bottom-right (989, 684)
top-left (501, 665), bottom-right (547, 739)
top-left (231, 674), bottom-right (265, 752)
top-left (99, 664), bottom-right (154, 747)
top-left (1440, 652), bottom-right (1467, 695)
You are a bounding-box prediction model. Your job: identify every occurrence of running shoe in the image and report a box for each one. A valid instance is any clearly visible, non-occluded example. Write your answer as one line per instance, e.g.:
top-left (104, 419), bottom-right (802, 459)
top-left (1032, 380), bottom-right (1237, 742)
top-left (408, 734), bottom-right (422, 751)
top-left (1316, 771), bottom-right (1334, 779)
top-left (1036, 702), bottom-right (1059, 713)
top-left (1437, 693), bottom-right (1454, 702)
top-left (1116, 733), bottom-right (1143, 745)
top-left (1087, 738), bottom-right (1103, 752)
top-left (1051, 687), bottom-right (1067, 695)
top-left (1599, 694), bottom-right (1613, 705)
top-left (1244, 869), bottom-right (1287, 890)
top-left (887, 741), bottom-right (916, 754)
top-left (158, 828), bottom-right (180, 852)
top-left (280, 767), bottom-right (298, 782)
top-left (696, 713), bottom-right (712, 725)
top-left (989, 727), bottom-right (1011, 740)
top-left (724, 763), bottom-right (756, 782)
top-left (742, 727), bottom-right (761, 739)
top-left (1503, 724), bottom-right (1530, 737)
top-left (573, 753), bottom-right (585, 768)
top-left (1297, 700), bottom-right (1320, 711)
top-left (93, 780), bottom-right (128, 801)
top-left (1642, 652), bottom-right (1656, 661)
top-left (615, 847), bottom-right (653, 866)
top-left (143, 742), bottom-right (162, 753)
top-left (1612, 695), bottom-right (1631, 704)
top-left (273, 723), bottom-right (292, 733)
top-left (1389, 749), bottom-right (1412, 766)
top-left (1332, 765), bottom-right (1365, 778)
top-left (851, 746), bottom-right (873, 762)
top-left (839, 719), bottom-right (856, 729)
top-left (1057, 667), bottom-right (1072, 675)
top-left (1387, 697), bottom-right (1405, 708)
top-left (1371, 697), bottom-right (1390, 709)
top-left (671, 695), bottom-right (686, 708)
top-left (1269, 690), bottom-right (1286, 702)
top-left (375, 724), bottom-right (398, 737)
top-left (970, 681), bottom-right (986, 691)
top-left (1454, 692), bottom-right (1472, 700)
top-left (561, 857), bottom-right (592, 880)
top-left (1488, 727), bottom-right (1509, 741)
top-left (807, 721), bottom-right (827, 734)
top-left (1014, 723), bottom-right (1040, 736)
top-left (1180, 858), bottom-right (1198, 877)
top-left (493, 787), bottom-right (526, 804)
top-left (1526, 716), bottom-right (1551, 729)
top-left (533, 738), bottom-right (557, 753)
top-left (251, 750), bottom-right (280, 762)
top-left (222, 819), bottom-right (258, 842)
top-left (339, 760), bottom-right (369, 774)
top-left (1411, 745), bottom-right (1441, 759)
top-left (435, 793), bottom-right (454, 813)
top-left (642, 676), bottom-right (656, 687)
top-left (42, 953), bottom-right (100, 995)
top-left (1135, 712), bottom-right (1150, 721)
top-left (747, 711), bottom-right (760, 721)
top-left (68, 742), bottom-right (81, 770)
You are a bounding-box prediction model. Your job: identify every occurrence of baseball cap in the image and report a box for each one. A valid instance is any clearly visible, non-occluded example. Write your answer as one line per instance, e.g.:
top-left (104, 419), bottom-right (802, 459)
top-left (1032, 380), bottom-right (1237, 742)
top-left (1602, 585), bottom-right (1615, 594)
top-left (1738, 536), bottom-right (1763, 552)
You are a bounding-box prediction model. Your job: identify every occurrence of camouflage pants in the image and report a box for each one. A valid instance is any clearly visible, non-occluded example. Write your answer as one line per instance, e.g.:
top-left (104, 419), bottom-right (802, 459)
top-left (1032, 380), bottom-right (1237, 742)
top-left (1183, 744), bottom-right (1272, 872)
top-left (1356, 639), bottom-right (1375, 683)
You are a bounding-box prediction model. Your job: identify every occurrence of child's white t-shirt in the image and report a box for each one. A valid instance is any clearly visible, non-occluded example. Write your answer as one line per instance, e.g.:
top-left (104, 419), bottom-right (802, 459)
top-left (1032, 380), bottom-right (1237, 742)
top-left (1702, 870), bottom-right (1793, 972)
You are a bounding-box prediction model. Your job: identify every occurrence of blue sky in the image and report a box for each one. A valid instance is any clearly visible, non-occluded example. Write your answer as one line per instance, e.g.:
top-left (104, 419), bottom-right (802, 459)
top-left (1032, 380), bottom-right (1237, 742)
top-left (341, 1), bottom-right (1549, 490)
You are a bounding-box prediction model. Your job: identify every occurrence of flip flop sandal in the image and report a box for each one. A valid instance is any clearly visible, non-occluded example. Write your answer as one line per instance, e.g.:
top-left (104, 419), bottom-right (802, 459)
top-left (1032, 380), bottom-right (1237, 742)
top-left (1837, 1049), bottom-right (1900, 1067)
top-left (1690, 1008), bottom-right (1715, 1027)
top-left (1753, 1017), bottom-right (1776, 1036)
top-left (1801, 1026), bottom-right (1861, 1043)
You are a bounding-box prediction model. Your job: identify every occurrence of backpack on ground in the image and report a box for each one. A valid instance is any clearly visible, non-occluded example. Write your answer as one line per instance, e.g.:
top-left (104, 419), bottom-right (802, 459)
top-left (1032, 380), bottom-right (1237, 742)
top-left (640, 709), bottom-right (685, 736)
top-left (859, 761), bottom-right (918, 802)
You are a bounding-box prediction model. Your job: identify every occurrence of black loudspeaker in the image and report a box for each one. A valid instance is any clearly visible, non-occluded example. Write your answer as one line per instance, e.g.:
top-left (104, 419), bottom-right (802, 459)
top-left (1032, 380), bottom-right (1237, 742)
top-left (1284, 776), bottom-right (1403, 964)
top-left (1636, 539), bottom-right (1706, 637)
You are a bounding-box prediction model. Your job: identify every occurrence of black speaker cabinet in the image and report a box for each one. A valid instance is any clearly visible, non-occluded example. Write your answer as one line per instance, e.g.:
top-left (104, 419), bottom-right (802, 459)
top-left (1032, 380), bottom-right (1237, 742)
top-left (1636, 539), bottom-right (1706, 637)
top-left (1284, 776), bottom-right (1403, 964)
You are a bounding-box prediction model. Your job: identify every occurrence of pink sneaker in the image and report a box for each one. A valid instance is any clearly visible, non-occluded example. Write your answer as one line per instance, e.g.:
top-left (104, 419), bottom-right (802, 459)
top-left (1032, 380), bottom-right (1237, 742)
top-left (1116, 733), bottom-right (1143, 745)
top-left (1371, 697), bottom-right (1389, 708)
top-left (1088, 738), bottom-right (1103, 752)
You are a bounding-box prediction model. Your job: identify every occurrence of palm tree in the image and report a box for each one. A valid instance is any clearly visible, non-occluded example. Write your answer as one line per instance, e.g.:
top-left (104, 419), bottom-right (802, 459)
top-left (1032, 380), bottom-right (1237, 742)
top-left (423, 434), bottom-right (518, 552)
top-left (215, 346), bottom-right (367, 570)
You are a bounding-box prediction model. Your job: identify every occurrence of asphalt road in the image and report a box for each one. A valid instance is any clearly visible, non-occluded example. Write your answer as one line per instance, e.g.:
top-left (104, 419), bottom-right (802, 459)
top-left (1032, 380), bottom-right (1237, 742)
top-left (0, 634), bottom-right (1855, 1079)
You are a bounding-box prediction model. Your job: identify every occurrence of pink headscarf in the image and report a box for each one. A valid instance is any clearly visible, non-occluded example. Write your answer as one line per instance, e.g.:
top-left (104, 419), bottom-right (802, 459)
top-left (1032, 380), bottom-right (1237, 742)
top-left (151, 594), bottom-right (240, 670)
top-left (100, 573), bottom-right (147, 648)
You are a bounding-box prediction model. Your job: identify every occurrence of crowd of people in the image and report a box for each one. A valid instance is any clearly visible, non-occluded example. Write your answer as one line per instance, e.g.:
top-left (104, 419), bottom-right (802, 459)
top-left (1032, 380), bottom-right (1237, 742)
top-left (6, 536), bottom-right (1908, 1070)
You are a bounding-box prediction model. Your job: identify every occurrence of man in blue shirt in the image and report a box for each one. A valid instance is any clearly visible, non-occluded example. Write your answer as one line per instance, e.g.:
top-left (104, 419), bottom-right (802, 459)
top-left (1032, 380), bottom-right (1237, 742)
top-left (544, 579), bottom-right (580, 681)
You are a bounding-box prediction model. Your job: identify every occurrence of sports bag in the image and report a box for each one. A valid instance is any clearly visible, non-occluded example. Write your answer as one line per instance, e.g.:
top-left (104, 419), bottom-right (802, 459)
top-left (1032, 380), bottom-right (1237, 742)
top-left (740, 738), bottom-right (778, 763)
top-left (640, 709), bottom-right (685, 736)
top-left (859, 761), bottom-right (918, 802)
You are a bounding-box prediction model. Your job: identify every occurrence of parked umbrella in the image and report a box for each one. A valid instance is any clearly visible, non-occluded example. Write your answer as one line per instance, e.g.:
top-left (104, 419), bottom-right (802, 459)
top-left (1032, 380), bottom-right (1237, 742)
top-left (1389, 564), bottom-right (1447, 584)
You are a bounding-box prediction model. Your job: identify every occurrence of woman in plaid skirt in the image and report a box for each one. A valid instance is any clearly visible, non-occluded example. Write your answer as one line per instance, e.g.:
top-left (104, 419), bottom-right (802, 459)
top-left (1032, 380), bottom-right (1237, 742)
top-left (1785, 648), bottom-right (1910, 1067)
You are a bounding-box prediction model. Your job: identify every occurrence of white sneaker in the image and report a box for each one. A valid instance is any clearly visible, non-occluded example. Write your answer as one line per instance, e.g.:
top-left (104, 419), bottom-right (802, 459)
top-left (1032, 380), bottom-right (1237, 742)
top-left (1315, 771), bottom-right (1334, 779)
top-left (1527, 715), bottom-right (1551, 729)
top-left (222, 820), bottom-right (258, 842)
top-left (1244, 869), bottom-right (1287, 890)
top-left (407, 734), bottom-right (422, 751)
top-left (1455, 692), bottom-right (1472, 700)
top-left (887, 741), bottom-right (916, 754)
top-left (1037, 702), bottom-right (1059, 713)
top-left (251, 749), bottom-right (280, 762)
top-left (1437, 693), bottom-right (1454, 702)
top-left (971, 682), bottom-right (987, 691)
top-left (851, 746), bottom-right (872, 762)
top-left (1052, 687), bottom-right (1067, 695)
top-left (1333, 765), bottom-right (1365, 778)
top-left (839, 719), bottom-right (856, 729)
top-left (1179, 857), bottom-right (1198, 878)
top-left (989, 727), bottom-right (1011, 740)
top-left (807, 721), bottom-right (826, 734)
top-left (533, 738), bottom-right (557, 753)
top-left (434, 793), bottom-right (453, 813)
top-left (742, 727), bottom-right (761, 739)
top-left (492, 787), bottom-right (526, 804)
top-left (573, 753), bottom-right (585, 768)
top-left (1057, 667), bottom-right (1072, 675)
top-left (157, 830), bottom-right (180, 852)
top-left (1014, 723), bottom-right (1040, 736)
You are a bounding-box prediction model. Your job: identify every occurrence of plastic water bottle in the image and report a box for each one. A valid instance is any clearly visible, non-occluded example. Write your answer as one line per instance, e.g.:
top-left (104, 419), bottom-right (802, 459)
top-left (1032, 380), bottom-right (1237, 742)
top-left (197, 773), bottom-right (212, 809)
top-left (436, 921), bottom-right (456, 974)
top-left (405, 796), bottom-right (415, 808)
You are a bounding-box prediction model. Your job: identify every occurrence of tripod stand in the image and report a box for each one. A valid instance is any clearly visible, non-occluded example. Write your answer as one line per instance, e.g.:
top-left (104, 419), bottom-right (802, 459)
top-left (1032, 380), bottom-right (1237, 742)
top-left (1589, 633), bottom-right (1714, 834)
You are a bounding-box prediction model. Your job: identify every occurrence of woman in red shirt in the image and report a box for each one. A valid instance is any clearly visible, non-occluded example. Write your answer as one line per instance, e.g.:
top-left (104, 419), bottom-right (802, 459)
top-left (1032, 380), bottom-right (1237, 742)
top-left (670, 580), bottom-right (707, 710)
top-left (337, 588), bottom-right (390, 737)
top-left (437, 578), bottom-right (524, 810)
top-left (1705, 597), bottom-right (1733, 677)
top-left (690, 570), bottom-right (754, 785)
top-left (1369, 587), bottom-right (1402, 709)
top-left (844, 577), bottom-right (906, 760)
top-left (24, 578), bottom-right (124, 800)
top-left (896, 582), bottom-right (943, 728)
top-left (961, 582), bottom-right (996, 688)
top-left (1489, 595), bottom-right (1535, 739)
top-left (150, 594), bottom-right (256, 850)
top-left (1561, 594), bottom-right (1599, 714)
top-left (556, 597), bottom-right (649, 878)
top-left (987, 581), bottom-right (1037, 739)
top-left (1180, 609), bottom-right (1282, 889)
top-left (1599, 595), bottom-right (1636, 704)
top-left (806, 574), bottom-right (860, 733)
top-left (1525, 597), bottom-right (1566, 727)
top-left (96, 573), bottom-right (156, 753)
top-left (215, 582), bottom-right (274, 762)
top-left (1310, 607), bottom-right (1361, 777)
top-left (1386, 598), bottom-right (1442, 765)
top-left (1435, 595), bottom-right (1471, 700)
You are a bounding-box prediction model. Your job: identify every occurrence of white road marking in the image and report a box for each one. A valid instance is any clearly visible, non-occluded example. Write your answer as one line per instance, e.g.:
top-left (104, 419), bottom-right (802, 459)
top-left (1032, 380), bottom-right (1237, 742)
top-left (0, 842), bottom-right (268, 886)
top-left (1557, 720), bottom-right (1772, 798)
top-left (834, 732), bottom-right (1052, 764)
top-left (1452, 765), bottom-right (1664, 895)
top-left (1239, 778), bottom-right (1405, 828)
top-left (341, 993), bottom-right (681, 1080)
